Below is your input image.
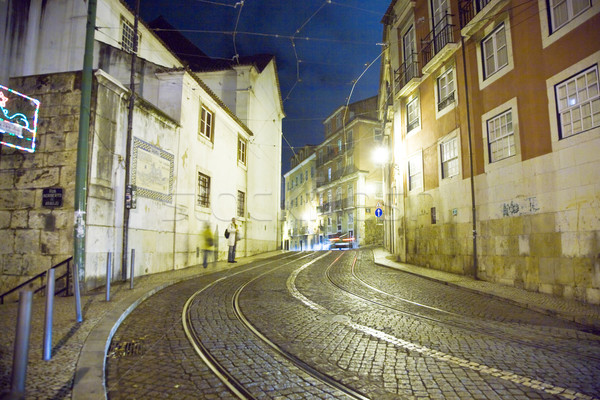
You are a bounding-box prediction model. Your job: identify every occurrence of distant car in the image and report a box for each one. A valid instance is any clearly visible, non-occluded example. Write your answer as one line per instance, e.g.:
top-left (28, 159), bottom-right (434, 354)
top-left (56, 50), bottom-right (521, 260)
top-left (328, 234), bottom-right (354, 250)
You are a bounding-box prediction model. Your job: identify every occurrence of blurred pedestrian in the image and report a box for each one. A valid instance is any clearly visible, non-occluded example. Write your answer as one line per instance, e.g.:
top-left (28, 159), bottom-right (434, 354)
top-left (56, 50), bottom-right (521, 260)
top-left (201, 222), bottom-right (214, 268)
top-left (226, 217), bottom-right (239, 263)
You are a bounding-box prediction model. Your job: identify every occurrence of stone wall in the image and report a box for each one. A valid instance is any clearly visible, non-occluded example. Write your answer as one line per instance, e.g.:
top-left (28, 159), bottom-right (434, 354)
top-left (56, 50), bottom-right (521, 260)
top-left (0, 72), bottom-right (80, 294)
top-left (402, 136), bottom-right (600, 305)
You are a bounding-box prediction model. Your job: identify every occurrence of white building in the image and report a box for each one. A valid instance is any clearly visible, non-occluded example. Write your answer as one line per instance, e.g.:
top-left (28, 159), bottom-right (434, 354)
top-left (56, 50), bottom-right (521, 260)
top-left (0, 0), bottom-right (283, 291)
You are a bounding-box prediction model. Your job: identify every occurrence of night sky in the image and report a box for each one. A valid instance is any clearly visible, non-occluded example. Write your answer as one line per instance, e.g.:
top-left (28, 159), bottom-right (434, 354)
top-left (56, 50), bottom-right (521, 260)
top-left (125, 0), bottom-right (391, 173)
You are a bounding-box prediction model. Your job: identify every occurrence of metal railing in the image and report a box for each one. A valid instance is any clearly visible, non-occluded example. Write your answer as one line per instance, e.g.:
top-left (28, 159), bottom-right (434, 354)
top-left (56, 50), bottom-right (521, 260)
top-left (459, 0), bottom-right (494, 28)
top-left (421, 13), bottom-right (456, 66)
top-left (395, 53), bottom-right (421, 93)
top-left (0, 257), bottom-right (73, 304)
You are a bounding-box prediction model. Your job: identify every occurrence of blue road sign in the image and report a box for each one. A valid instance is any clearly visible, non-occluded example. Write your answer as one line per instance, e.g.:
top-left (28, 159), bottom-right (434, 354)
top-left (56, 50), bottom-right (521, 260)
top-left (375, 208), bottom-right (383, 218)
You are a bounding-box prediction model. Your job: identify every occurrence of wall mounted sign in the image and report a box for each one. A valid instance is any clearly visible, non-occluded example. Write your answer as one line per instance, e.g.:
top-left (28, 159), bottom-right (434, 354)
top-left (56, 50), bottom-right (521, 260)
top-left (131, 137), bottom-right (174, 203)
top-left (42, 188), bottom-right (63, 208)
top-left (0, 84), bottom-right (41, 153)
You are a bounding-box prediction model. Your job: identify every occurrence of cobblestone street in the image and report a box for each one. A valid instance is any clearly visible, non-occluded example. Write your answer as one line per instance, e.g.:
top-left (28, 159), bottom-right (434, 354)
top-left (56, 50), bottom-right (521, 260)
top-left (105, 249), bottom-right (600, 399)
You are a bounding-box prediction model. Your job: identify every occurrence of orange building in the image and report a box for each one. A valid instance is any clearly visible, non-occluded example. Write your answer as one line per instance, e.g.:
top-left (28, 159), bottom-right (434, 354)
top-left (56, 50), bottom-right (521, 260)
top-left (379, 0), bottom-right (600, 303)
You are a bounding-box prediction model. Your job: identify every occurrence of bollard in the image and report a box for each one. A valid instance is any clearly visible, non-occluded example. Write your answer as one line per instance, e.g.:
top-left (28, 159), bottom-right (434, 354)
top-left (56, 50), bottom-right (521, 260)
top-left (106, 252), bottom-right (112, 302)
top-left (72, 261), bottom-right (82, 323)
top-left (11, 290), bottom-right (33, 398)
top-left (129, 249), bottom-right (135, 289)
top-left (43, 269), bottom-right (55, 361)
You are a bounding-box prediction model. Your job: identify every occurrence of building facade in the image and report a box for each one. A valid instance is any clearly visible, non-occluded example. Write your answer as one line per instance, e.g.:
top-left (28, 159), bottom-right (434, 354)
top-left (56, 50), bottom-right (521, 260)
top-left (379, 0), bottom-right (600, 303)
top-left (283, 146), bottom-right (319, 251)
top-left (0, 0), bottom-right (283, 292)
top-left (315, 96), bottom-right (384, 249)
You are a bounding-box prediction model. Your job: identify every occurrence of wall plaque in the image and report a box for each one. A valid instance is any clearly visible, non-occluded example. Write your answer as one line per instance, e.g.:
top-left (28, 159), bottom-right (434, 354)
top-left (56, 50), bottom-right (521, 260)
top-left (42, 188), bottom-right (63, 208)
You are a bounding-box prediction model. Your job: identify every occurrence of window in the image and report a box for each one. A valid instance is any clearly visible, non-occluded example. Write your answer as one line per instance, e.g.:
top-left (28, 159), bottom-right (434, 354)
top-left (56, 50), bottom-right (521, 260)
top-left (328, 167), bottom-right (332, 181)
top-left (337, 215), bottom-right (342, 232)
top-left (327, 217), bottom-right (332, 233)
top-left (305, 170), bottom-right (309, 181)
top-left (403, 25), bottom-right (417, 82)
top-left (325, 122), bottom-right (331, 136)
top-left (311, 166), bottom-right (315, 178)
top-left (555, 65), bottom-right (599, 139)
top-left (407, 96), bottom-right (420, 133)
top-left (197, 172), bottom-right (210, 208)
top-left (300, 172), bottom-right (303, 183)
top-left (199, 106), bottom-right (214, 140)
top-left (237, 191), bottom-right (245, 217)
top-left (338, 139), bottom-right (343, 152)
top-left (440, 137), bottom-right (459, 178)
top-left (238, 137), bottom-right (247, 165)
top-left (347, 185), bottom-right (353, 206)
top-left (487, 109), bottom-right (515, 162)
top-left (374, 128), bottom-right (383, 142)
top-left (431, 0), bottom-right (449, 28)
top-left (348, 213), bottom-right (354, 234)
top-left (482, 24), bottom-right (508, 79)
top-left (437, 68), bottom-right (455, 111)
top-left (327, 191), bottom-right (332, 212)
top-left (121, 18), bottom-right (137, 53)
top-left (346, 130), bottom-right (353, 148)
top-left (408, 153), bottom-right (423, 191)
top-left (549, 0), bottom-right (591, 32)
top-left (336, 113), bottom-right (342, 129)
top-left (336, 187), bottom-right (342, 210)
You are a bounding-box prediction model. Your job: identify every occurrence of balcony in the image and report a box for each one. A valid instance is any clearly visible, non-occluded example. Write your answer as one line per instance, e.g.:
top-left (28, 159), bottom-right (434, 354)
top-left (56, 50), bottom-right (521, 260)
top-left (459, 0), bottom-right (510, 38)
top-left (395, 52), bottom-right (422, 98)
top-left (421, 13), bottom-right (459, 75)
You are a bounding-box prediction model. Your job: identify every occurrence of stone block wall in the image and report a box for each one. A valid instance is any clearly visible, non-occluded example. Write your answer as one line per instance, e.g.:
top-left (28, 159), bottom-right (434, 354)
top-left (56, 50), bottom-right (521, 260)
top-left (0, 72), bottom-right (80, 294)
top-left (401, 136), bottom-right (600, 305)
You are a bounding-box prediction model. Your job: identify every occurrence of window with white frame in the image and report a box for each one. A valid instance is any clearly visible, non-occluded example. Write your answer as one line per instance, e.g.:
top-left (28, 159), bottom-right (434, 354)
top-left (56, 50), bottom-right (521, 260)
top-left (346, 130), bottom-right (353, 147)
top-left (487, 109), bottom-right (516, 162)
top-left (440, 137), bottom-right (459, 179)
top-left (482, 24), bottom-right (508, 79)
top-left (555, 65), bottom-right (599, 139)
top-left (408, 153), bottom-right (423, 191)
top-left (237, 137), bottom-right (247, 165)
top-left (549, 0), bottom-right (591, 32)
top-left (327, 217), bottom-right (332, 233)
top-left (199, 106), bottom-right (214, 140)
top-left (327, 191), bottom-right (332, 212)
top-left (337, 214), bottom-right (342, 232)
top-left (437, 67), bottom-right (455, 111)
top-left (197, 172), bottom-right (210, 208)
top-left (407, 96), bottom-right (420, 133)
top-left (237, 190), bottom-right (245, 217)
top-left (121, 17), bottom-right (137, 53)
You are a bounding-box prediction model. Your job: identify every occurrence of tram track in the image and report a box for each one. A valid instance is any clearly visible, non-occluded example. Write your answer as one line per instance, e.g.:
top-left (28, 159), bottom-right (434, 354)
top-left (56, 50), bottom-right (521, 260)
top-left (323, 249), bottom-right (600, 364)
top-left (182, 251), bottom-right (371, 400)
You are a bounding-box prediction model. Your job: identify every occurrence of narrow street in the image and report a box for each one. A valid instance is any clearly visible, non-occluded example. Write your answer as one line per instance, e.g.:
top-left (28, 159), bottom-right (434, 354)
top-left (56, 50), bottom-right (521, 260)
top-left (106, 250), bottom-right (600, 399)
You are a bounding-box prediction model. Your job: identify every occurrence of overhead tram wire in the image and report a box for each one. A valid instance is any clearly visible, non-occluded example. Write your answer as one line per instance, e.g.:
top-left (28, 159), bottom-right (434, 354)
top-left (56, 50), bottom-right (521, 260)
top-left (232, 0), bottom-right (246, 64)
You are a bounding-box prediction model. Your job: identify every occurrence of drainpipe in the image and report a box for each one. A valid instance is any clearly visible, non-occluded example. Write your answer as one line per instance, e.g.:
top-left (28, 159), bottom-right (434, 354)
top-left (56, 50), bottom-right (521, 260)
top-left (121, 0), bottom-right (140, 280)
top-left (460, 35), bottom-right (478, 279)
top-left (73, 0), bottom-right (97, 294)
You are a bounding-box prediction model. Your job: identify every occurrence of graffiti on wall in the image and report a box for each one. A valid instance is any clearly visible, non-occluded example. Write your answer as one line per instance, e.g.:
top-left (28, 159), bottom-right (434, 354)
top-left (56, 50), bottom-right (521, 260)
top-left (502, 196), bottom-right (540, 217)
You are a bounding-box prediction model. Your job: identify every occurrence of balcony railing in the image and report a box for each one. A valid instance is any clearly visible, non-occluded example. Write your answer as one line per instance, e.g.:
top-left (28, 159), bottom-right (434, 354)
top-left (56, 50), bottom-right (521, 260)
top-left (395, 53), bottom-right (421, 93)
top-left (421, 13), bottom-right (456, 66)
top-left (459, 0), bottom-right (493, 28)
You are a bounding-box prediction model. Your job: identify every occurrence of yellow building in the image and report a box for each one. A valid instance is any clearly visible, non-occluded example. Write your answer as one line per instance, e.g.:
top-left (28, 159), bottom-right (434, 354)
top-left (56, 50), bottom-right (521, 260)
top-left (283, 146), bottom-right (319, 250)
top-left (379, 0), bottom-right (600, 303)
top-left (315, 96), bottom-right (384, 249)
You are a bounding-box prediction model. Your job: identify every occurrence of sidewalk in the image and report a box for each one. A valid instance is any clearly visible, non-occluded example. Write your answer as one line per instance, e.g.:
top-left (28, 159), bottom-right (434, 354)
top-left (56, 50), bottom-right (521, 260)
top-left (372, 248), bottom-right (600, 331)
top-left (1, 248), bottom-right (599, 400)
top-left (0, 251), bottom-right (281, 400)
